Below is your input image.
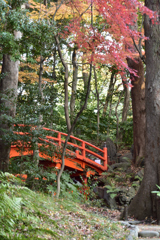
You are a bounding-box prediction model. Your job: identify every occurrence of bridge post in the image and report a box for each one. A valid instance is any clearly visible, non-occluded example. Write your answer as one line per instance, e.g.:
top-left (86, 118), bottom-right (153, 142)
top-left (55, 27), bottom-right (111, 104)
top-left (103, 147), bottom-right (108, 170)
top-left (75, 149), bottom-right (79, 158)
top-left (82, 141), bottom-right (85, 158)
top-left (57, 133), bottom-right (61, 146)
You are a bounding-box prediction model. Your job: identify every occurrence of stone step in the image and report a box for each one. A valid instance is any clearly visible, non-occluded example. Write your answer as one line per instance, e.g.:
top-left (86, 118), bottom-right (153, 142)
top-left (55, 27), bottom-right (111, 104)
top-left (138, 230), bottom-right (159, 238)
top-left (139, 238), bottom-right (160, 240)
top-left (125, 222), bottom-right (160, 239)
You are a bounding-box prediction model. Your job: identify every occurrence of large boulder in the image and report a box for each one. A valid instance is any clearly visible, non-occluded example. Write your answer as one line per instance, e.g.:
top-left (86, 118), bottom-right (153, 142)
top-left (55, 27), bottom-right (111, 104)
top-left (102, 138), bottom-right (117, 161)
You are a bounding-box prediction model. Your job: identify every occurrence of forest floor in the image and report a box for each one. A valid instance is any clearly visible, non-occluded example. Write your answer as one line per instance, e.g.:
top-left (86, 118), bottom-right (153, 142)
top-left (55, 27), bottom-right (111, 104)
top-left (1, 182), bottom-right (130, 240)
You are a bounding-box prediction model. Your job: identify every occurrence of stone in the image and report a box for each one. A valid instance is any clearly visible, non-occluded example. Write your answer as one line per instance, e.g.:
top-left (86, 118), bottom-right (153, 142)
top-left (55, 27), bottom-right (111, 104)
top-left (108, 162), bottom-right (131, 172)
top-left (103, 188), bottom-right (117, 209)
top-left (93, 186), bottom-right (117, 209)
top-left (119, 221), bottom-right (131, 227)
top-left (135, 168), bottom-right (144, 181)
top-left (102, 138), bottom-right (117, 161)
top-left (119, 152), bottom-right (133, 163)
top-left (139, 238), bottom-right (160, 240)
top-left (118, 187), bottom-right (136, 205)
top-left (138, 230), bottom-right (159, 238)
top-left (128, 220), bottom-right (142, 225)
top-left (126, 226), bottom-right (139, 240)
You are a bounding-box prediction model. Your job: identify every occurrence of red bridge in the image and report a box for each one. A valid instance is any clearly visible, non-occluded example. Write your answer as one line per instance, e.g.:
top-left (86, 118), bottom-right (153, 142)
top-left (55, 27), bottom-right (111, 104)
top-left (10, 125), bottom-right (108, 179)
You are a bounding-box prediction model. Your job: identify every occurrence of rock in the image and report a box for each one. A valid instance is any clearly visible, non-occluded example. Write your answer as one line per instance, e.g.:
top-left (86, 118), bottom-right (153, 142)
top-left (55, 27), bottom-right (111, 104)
top-left (108, 162), bottom-right (131, 172)
top-left (93, 186), bottom-right (104, 198)
top-left (126, 226), bottom-right (139, 240)
top-left (119, 152), bottom-right (133, 163)
top-left (103, 188), bottom-right (117, 209)
top-left (102, 138), bottom-right (117, 161)
top-left (135, 168), bottom-right (144, 181)
top-left (128, 220), bottom-right (142, 225)
top-left (93, 186), bottom-right (117, 209)
top-left (138, 230), bottom-right (159, 238)
top-left (119, 221), bottom-right (131, 227)
top-left (118, 187), bottom-right (136, 205)
top-left (117, 153), bottom-right (121, 158)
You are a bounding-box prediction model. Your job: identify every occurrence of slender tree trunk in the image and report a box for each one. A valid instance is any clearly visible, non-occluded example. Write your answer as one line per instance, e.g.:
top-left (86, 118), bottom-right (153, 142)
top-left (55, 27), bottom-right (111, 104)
top-left (128, 1), bottom-right (160, 220)
top-left (33, 57), bottom-right (45, 165)
top-left (122, 83), bottom-right (130, 122)
top-left (57, 1), bottom-right (94, 198)
top-left (103, 72), bottom-right (116, 117)
top-left (70, 47), bottom-right (78, 124)
top-left (52, 48), bottom-right (57, 80)
top-left (94, 67), bottom-right (100, 143)
top-left (55, 35), bottom-right (71, 132)
top-left (119, 82), bottom-right (130, 142)
top-left (0, 54), bottom-right (19, 171)
top-left (115, 92), bottom-right (123, 148)
top-left (127, 57), bottom-right (145, 165)
top-left (56, 63), bottom-right (93, 198)
top-left (82, 52), bottom-right (90, 109)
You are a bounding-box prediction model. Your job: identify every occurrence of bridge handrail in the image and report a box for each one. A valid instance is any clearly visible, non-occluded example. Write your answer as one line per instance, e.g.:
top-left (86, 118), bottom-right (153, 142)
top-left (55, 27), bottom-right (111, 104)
top-left (44, 135), bottom-right (105, 161)
top-left (14, 124), bottom-right (108, 170)
top-left (42, 127), bottom-right (107, 169)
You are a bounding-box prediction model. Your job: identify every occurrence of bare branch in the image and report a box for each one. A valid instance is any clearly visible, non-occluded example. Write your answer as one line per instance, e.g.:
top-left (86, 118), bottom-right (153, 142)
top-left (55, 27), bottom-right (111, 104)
top-left (53, 0), bottom-right (65, 20)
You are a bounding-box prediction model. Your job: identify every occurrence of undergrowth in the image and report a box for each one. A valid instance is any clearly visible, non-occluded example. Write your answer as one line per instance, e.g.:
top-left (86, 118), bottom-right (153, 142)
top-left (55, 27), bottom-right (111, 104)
top-left (0, 172), bottom-right (129, 240)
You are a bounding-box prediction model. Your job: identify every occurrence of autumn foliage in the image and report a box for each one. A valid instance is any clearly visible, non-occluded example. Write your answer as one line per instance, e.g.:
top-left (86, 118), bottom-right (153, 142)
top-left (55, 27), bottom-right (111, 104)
top-left (62, 0), bottom-right (155, 70)
top-left (27, 0), bottom-right (155, 76)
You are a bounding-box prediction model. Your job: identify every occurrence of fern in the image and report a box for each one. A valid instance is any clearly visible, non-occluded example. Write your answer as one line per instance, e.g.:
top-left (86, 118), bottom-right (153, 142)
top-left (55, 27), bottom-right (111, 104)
top-left (0, 189), bottom-right (22, 237)
top-left (0, 173), bottom-right (61, 239)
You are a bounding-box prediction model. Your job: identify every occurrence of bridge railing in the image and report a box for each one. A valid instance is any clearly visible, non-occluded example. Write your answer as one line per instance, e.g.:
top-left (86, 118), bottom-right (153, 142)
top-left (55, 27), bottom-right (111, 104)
top-left (42, 127), bottom-right (108, 171)
top-left (13, 125), bottom-right (108, 171)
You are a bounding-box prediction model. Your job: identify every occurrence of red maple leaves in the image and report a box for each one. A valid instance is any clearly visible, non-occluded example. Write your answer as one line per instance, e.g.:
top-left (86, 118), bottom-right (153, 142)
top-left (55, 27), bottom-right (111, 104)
top-left (61, 0), bottom-right (156, 73)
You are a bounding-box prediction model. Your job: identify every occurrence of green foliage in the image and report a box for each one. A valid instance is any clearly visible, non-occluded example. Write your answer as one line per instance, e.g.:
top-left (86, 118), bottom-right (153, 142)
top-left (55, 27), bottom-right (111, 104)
top-left (46, 171), bottom-right (82, 200)
top-left (0, 1), bottom-right (29, 59)
top-left (119, 118), bottom-right (133, 146)
top-left (152, 185), bottom-right (160, 197)
top-left (16, 81), bottom-right (65, 130)
top-left (9, 154), bottom-right (82, 200)
top-left (105, 184), bottom-right (120, 199)
top-left (75, 109), bottom-right (117, 145)
top-left (0, 172), bottom-right (61, 239)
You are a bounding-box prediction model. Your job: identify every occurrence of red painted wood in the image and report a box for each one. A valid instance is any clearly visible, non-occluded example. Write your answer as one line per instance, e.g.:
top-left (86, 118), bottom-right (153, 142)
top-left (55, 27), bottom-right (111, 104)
top-left (10, 125), bottom-right (108, 176)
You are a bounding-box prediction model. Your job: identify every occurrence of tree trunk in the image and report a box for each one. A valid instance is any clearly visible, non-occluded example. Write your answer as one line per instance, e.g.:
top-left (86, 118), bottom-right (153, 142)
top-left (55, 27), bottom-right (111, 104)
top-left (102, 72), bottom-right (116, 117)
top-left (0, 54), bottom-right (19, 171)
top-left (32, 56), bottom-right (45, 165)
top-left (127, 57), bottom-right (146, 165)
top-left (128, 1), bottom-right (160, 220)
top-left (55, 35), bottom-right (71, 132)
top-left (70, 47), bottom-right (78, 124)
top-left (122, 83), bottom-right (130, 122)
top-left (56, 63), bottom-right (93, 198)
top-left (94, 67), bottom-right (100, 143)
top-left (115, 92), bottom-right (123, 148)
top-left (119, 82), bottom-right (130, 143)
top-left (82, 52), bottom-right (90, 109)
